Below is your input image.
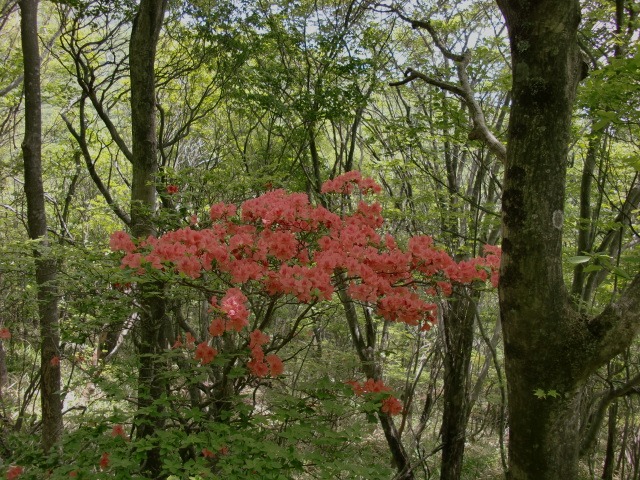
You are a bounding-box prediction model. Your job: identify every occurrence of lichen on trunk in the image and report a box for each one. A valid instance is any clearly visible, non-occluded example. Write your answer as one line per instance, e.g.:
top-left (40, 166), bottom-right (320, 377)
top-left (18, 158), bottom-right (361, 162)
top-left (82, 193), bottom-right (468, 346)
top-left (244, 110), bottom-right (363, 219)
top-left (496, 1), bottom-right (640, 478)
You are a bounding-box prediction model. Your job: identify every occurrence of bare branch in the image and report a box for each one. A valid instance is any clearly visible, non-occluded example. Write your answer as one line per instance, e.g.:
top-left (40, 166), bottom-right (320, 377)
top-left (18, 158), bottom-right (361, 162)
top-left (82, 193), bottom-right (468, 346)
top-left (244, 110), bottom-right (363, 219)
top-left (61, 104), bottom-right (131, 226)
top-left (390, 67), bottom-right (466, 95)
top-left (388, 9), bottom-right (507, 163)
top-left (59, 14), bottom-right (133, 162)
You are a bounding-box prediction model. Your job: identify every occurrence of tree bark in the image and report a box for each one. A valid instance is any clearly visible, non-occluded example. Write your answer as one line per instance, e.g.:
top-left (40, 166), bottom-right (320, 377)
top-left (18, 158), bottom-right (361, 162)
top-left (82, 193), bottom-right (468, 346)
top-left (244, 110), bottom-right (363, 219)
top-left (130, 0), bottom-right (166, 236)
top-left (496, 1), bottom-right (640, 478)
top-left (600, 400), bottom-right (618, 480)
top-left (439, 288), bottom-right (477, 480)
top-left (129, 0), bottom-right (168, 477)
top-left (19, 0), bottom-right (63, 453)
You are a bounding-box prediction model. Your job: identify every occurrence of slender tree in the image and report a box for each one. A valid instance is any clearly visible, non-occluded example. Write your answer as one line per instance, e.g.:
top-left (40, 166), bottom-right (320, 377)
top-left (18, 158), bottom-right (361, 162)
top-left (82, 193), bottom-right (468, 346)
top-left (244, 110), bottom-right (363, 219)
top-left (387, 6), bottom-right (507, 477)
top-left (19, 0), bottom-right (63, 453)
top-left (129, 0), bottom-right (168, 476)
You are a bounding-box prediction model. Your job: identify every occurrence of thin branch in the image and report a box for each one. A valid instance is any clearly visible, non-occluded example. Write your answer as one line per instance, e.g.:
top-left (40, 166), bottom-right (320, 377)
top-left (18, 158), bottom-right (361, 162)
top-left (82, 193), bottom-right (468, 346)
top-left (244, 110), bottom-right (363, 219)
top-left (581, 177), bottom-right (640, 303)
top-left (580, 369), bottom-right (640, 455)
top-left (62, 105), bottom-right (131, 226)
top-left (390, 67), bottom-right (465, 96)
top-left (388, 9), bottom-right (507, 163)
top-left (0, 75), bottom-right (23, 98)
top-left (60, 15), bottom-right (133, 162)
top-left (390, 7), bottom-right (465, 62)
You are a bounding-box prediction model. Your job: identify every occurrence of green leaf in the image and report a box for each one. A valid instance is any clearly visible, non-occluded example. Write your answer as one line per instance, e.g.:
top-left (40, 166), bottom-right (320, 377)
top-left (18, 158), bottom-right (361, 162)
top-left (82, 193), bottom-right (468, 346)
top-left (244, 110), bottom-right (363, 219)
top-left (567, 256), bottom-right (591, 264)
top-left (611, 266), bottom-right (632, 279)
top-left (592, 118), bottom-right (610, 131)
top-left (583, 264), bottom-right (602, 273)
top-left (621, 155), bottom-right (640, 172)
top-left (533, 389), bottom-right (547, 399)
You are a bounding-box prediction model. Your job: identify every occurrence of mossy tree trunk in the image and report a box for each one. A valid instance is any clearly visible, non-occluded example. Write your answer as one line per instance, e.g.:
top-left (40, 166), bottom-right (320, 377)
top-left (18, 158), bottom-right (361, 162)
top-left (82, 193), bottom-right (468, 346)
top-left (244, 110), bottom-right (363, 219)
top-left (496, 1), bottom-right (640, 478)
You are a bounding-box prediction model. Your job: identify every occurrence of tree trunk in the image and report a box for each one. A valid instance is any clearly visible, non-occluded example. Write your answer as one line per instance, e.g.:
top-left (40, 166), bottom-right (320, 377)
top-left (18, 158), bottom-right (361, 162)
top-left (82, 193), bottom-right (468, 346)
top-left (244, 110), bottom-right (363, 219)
top-left (439, 288), bottom-right (477, 480)
top-left (130, 0), bottom-right (166, 237)
top-left (0, 340), bottom-right (8, 401)
top-left (496, 1), bottom-right (640, 478)
top-left (19, 0), bottom-right (63, 454)
top-left (601, 401), bottom-right (618, 480)
top-left (336, 280), bottom-right (414, 479)
top-left (497, 1), bottom-right (587, 478)
top-left (129, 0), bottom-right (168, 477)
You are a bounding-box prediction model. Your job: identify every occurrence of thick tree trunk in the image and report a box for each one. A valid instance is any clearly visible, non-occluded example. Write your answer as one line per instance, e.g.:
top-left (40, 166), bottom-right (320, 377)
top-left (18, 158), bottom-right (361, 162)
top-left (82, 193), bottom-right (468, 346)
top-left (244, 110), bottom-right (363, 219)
top-left (19, 0), bottom-right (63, 453)
top-left (497, 1), bottom-right (587, 478)
top-left (130, 0), bottom-right (166, 237)
top-left (129, 0), bottom-right (168, 477)
top-left (496, 1), bottom-right (640, 478)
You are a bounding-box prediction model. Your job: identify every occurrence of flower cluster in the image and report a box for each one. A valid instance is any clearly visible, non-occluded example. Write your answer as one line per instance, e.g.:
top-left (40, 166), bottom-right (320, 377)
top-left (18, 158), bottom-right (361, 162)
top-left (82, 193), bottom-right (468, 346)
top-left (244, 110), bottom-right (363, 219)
top-left (99, 452), bottom-right (110, 470)
top-left (381, 396), bottom-right (404, 415)
top-left (346, 379), bottom-right (403, 416)
top-left (195, 342), bottom-right (217, 365)
top-left (320, 170), bottom-right (382, 195)
top-left (110, 172), bottom-right (500, 377)
top-left (172, 332), bottom-right (197, 349)
top-left (346, 378), bottom-right (391, 395)
top-left (111, 424), bottom-right (128, 440)
top-left (247, 329), bottom-right (283, 377)
top-left (6, 466), bottom-right (23, 480)
top-left (202, 445), bottom-right (229, 458)
top-left (0, 327), bottom-right (11, 340)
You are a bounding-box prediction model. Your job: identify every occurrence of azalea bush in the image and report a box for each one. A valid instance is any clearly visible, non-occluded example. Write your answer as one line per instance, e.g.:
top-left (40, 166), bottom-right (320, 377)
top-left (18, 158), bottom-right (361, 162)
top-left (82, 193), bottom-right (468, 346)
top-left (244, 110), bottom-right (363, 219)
top-left (1, 172), bottom-right (499, 479)
top-left (109, 170), bottom-right (498, 405)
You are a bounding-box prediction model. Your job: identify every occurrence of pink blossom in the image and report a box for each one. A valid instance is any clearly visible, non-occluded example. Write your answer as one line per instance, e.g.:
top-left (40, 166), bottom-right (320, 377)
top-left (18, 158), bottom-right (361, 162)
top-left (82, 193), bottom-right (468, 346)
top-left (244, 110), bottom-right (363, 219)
top-left (6, 466), bottom-right (23, 479)
top-left (109, 230), bottom-right (136, 253)
top-left (209, 318), bottom-right (225, 337)
top-left (249, 329), bottom-right (270, 349)
top-left (221, 288), bottom-right (249, 331)
top-left (195, 342), bottom-right (217, 365)
top-left (248, 358), bottom-right (269, 377)
top-left (320, 171), bottom-right (382, 195)
top-left (111, 424), bottom-right (128, 440)
top-left (209, 202), bottom-right (237, 221)
top-left (99, 452), bottom-right (110, 470)
top-left (381, 396), bottom-right (403, 415)
top-left (108, 171), bottom-right (501, 390)
top-left (202, 448), bottom-right (215, 458)
top-left (266, 354), bottom-right (284, 376)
